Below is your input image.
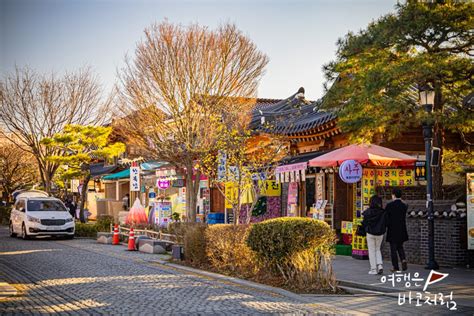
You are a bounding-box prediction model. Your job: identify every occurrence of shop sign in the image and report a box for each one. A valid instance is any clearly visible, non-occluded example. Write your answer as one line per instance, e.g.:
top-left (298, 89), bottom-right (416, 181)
top-left (258, 180), bottom-right (281, 196)
top-left (341, 221), bottom-right (353, 234)
top-left (467, 173), bottom-right (474, 250)
top-left (287, 182), bottom-right (298, 205)
top-left (172, 179), bottom-right (185, 187)
top-left (339, 160), bottom-right (362, 184)
top-left (157, 179), bottom-right (170, 190)
top-left (130, 166), bottom-right (140, 192)
top-left (217, 151), bottom-right (226, 181)
top-left (155, 201), bottom-right (172, 226)
top-left (415, 160), bottom-right (427, 181)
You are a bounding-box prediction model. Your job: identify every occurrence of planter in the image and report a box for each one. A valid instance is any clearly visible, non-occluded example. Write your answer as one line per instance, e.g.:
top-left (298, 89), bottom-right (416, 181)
top-left (172, 244), bottom-right (184, 260)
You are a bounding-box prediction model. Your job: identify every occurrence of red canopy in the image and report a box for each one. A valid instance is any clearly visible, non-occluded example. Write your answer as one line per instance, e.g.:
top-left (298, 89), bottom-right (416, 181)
top-left (308, 144), bottom-right (417, 168)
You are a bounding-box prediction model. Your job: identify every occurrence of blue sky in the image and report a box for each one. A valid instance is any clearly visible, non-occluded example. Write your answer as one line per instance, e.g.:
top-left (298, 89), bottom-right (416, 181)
top-left (0, 0), bottom-right (397, 100)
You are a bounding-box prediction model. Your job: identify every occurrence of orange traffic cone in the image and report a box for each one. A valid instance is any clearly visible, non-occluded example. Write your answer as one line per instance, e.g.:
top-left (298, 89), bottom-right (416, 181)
top-left (112, 224), bottom-right (120, 245)
top-left (127, 228), bottom-right (136, 251)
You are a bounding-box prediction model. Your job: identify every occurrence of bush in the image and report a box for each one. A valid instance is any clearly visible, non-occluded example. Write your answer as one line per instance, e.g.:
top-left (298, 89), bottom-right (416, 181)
top-left (96, 215), bottom-right (113, 232)
top-left (205, 224), bottom-right (257, 277)
top-left (168, 222), bottom-right (208, 266)
top-left (183, 223), bottom-right (208, 266)
top-left (75, 223), bottom-right (98, 237)
top-left (0, 206), bottom-right (12, 225)
top-left (247, 217), bottom-right (337, 292)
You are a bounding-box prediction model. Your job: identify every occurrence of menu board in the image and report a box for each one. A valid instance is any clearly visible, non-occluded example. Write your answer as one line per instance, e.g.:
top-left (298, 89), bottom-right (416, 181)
top-left (467, 173), bottom-right (474, 250)
top-left (375, 169), bottom-right (414, 187)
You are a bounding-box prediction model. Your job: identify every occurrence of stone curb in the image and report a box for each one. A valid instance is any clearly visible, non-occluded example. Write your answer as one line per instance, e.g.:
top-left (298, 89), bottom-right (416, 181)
top-left (154, 260), bottom-right (331, 306)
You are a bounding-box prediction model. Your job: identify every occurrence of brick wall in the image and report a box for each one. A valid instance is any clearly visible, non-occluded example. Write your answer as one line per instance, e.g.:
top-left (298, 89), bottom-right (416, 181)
top-left (381, 217), bottom-right (474, 267)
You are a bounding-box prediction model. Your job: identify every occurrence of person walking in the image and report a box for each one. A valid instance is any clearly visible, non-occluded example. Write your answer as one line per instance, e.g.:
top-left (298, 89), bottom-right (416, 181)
top-left (122, 193), bottom-right (130, 211)
top-left (386, 188), bottom-right (409, 272)
top-left (362, 195), bottom-right (387, 275)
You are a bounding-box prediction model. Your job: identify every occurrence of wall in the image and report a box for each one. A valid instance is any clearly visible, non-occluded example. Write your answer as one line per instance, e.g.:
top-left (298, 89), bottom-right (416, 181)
top-left (376, 185), bottom-right (464, 201)
top-left (381, 217), bottom-right (474, 267)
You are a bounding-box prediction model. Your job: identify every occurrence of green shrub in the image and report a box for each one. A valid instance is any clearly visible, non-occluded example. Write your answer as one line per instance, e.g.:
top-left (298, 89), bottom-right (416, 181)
top-left (96, 215), bottom-right (113, 232)
top-left (75, 223), bottom-right (98, 237)
top-left (205, 224), bottom-right (258, 277)
top-left (0, 206), bottom-right (12, 225)
top-left (247, 217), bottom-right (337, 292)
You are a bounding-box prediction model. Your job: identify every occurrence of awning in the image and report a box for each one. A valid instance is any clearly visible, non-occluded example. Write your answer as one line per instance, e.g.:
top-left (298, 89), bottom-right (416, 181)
top-left (275, 151), bottom-right (329, 183)
top-left (102, 169), bottom-right (130, 180)
top-left (90, 163), bottom-right (119, 177)
top-left (309, 144), bottom-right (417, 168)
top-left (141, 161), bottom-right (166, 171)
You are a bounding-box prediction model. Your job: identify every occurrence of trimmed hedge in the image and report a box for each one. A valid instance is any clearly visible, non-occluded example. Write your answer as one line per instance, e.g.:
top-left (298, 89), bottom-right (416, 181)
top-left (96, 215), bottom-right (113, 232)
top-left (75, 223), bottom-right (98, 237)
top-left (0, 206), bottom-right (11, 225)
top-left (246, 217), bottom-right (337, 291)
top-left (246, 217), bottom-right (334, 267)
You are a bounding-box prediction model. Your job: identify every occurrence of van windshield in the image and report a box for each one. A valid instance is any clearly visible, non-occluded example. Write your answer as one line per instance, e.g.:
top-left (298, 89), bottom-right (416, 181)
top-left (27, 200), bottom-right (67, 212)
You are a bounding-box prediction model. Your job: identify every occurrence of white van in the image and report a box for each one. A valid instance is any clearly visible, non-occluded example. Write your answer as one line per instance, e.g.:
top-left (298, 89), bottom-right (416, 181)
top-left (9, 196), bottom-right (75, 239)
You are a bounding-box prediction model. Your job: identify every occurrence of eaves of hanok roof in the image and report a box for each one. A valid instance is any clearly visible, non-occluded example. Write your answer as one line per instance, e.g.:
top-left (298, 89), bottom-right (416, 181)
top-left (250, 87), bottom-right (338, 139)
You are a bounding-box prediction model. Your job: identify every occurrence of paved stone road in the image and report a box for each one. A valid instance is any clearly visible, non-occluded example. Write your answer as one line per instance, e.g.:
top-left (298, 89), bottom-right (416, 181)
top-left (0, 228), bottom-right (340, 315)
top-left (1, 227), bottom-right (472, 315)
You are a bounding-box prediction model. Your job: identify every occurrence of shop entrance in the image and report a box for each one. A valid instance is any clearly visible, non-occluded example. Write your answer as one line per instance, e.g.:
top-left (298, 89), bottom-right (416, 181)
top-left (334, 175), bottom-right (353, 230)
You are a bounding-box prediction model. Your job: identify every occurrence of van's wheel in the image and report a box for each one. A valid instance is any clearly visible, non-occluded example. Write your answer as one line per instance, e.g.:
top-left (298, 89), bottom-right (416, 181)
top-left (21, 224), bottom-right (29, 240)
top-left (9, 222), bottom-right (16, 237)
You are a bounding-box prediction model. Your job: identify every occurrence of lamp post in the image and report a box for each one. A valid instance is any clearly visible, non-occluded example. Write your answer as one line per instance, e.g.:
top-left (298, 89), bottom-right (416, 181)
top-left (418, 85), bottom-right (439, 270)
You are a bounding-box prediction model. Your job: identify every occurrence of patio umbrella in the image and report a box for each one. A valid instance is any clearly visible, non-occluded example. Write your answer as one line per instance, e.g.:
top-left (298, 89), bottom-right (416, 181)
top-left (308, 144), bottom-right (416, 168)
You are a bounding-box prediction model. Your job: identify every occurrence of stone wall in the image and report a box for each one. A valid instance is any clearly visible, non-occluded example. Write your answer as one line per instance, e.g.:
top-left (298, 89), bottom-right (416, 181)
top-left (381, 217), bottom-right (474, 267)
top-left (376, 185), bottom-right (464, 201)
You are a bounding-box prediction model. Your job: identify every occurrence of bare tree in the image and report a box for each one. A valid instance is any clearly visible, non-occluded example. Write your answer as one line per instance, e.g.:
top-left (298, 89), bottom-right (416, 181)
top-left (119, 22), bottom-right (268, 222)
top-left (0, 67), bottom-right (112, 193)
top-left (0, 138), bottom-right (38, 202)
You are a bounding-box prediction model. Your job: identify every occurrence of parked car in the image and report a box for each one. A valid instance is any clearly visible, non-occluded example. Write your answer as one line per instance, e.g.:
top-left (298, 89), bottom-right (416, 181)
top-left (9, 196), bottom-right (75, 239)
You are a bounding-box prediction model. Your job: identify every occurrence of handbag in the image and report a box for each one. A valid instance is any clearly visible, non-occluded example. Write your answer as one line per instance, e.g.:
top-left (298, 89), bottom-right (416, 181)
top-left (356, 224), bottom-right (366, 237)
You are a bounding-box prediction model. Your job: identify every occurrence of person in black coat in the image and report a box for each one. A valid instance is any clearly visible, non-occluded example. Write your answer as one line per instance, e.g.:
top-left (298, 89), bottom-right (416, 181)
top-left (362, 195), bottom-right (387, 275)
top-left (385, 188), bottom-right (409, 272)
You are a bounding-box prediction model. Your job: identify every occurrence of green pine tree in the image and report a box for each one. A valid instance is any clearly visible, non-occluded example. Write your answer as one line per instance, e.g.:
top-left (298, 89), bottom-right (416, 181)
top-left (322, 0), bottom-right (473, 197)
top-left (42, 125), bottom-right (125, 222)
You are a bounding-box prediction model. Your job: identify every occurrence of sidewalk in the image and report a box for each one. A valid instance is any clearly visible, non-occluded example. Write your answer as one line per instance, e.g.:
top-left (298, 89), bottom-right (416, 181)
top-left (333, 255), bottom-right (474, 308)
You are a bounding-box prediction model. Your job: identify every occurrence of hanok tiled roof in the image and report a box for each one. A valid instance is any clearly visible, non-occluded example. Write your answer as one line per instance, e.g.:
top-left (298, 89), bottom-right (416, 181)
top-left (251, 88), bottom-right (337, 136)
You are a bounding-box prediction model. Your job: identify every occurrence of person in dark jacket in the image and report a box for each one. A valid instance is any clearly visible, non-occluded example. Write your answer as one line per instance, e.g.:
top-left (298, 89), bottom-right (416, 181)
top-left (362, 195), bottom-right (387, 275)
top-left (385, 188), bottom-right (409, 272)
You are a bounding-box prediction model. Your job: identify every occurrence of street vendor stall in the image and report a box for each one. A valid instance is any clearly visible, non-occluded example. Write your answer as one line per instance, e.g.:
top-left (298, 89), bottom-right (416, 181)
top-left (309, 143), bottom-right (417, 259)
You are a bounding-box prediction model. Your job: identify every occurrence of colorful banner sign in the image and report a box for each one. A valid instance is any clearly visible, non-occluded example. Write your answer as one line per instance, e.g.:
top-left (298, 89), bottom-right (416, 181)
top-left (154, 201), bottom-right (172, 226)
top-left (375, 169), bottom-right (415, 187)
top-left (130, 166), bottom-right (140, 192)
top-left (258, 180), bottom-right (281, 197)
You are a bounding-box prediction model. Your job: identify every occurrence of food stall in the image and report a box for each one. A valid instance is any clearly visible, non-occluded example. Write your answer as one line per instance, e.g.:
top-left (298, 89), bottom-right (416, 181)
top-left (309, 143), bottom-right (417, 259)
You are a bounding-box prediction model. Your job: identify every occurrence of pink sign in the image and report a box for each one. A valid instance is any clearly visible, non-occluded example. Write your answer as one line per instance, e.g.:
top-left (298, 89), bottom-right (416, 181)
top-left (157, 179), bottom-right (170, 190)
top-left (339, 160), bottom-right (363, 183)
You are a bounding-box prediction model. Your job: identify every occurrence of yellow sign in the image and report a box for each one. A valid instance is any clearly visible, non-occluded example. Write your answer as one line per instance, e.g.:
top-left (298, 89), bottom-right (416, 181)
top-left (224, 182), bottom-right (253, 208)
top-left (341, 221), bottom-right (353, 234)
top-left (258, 180), bottom-right (281, 197)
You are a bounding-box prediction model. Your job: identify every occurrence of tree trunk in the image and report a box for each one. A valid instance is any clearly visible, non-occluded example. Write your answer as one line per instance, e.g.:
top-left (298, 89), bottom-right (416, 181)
top-left (79, 172), bottom-right (91, 223)
top-left (185, 161), bottom-right (198, 222)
